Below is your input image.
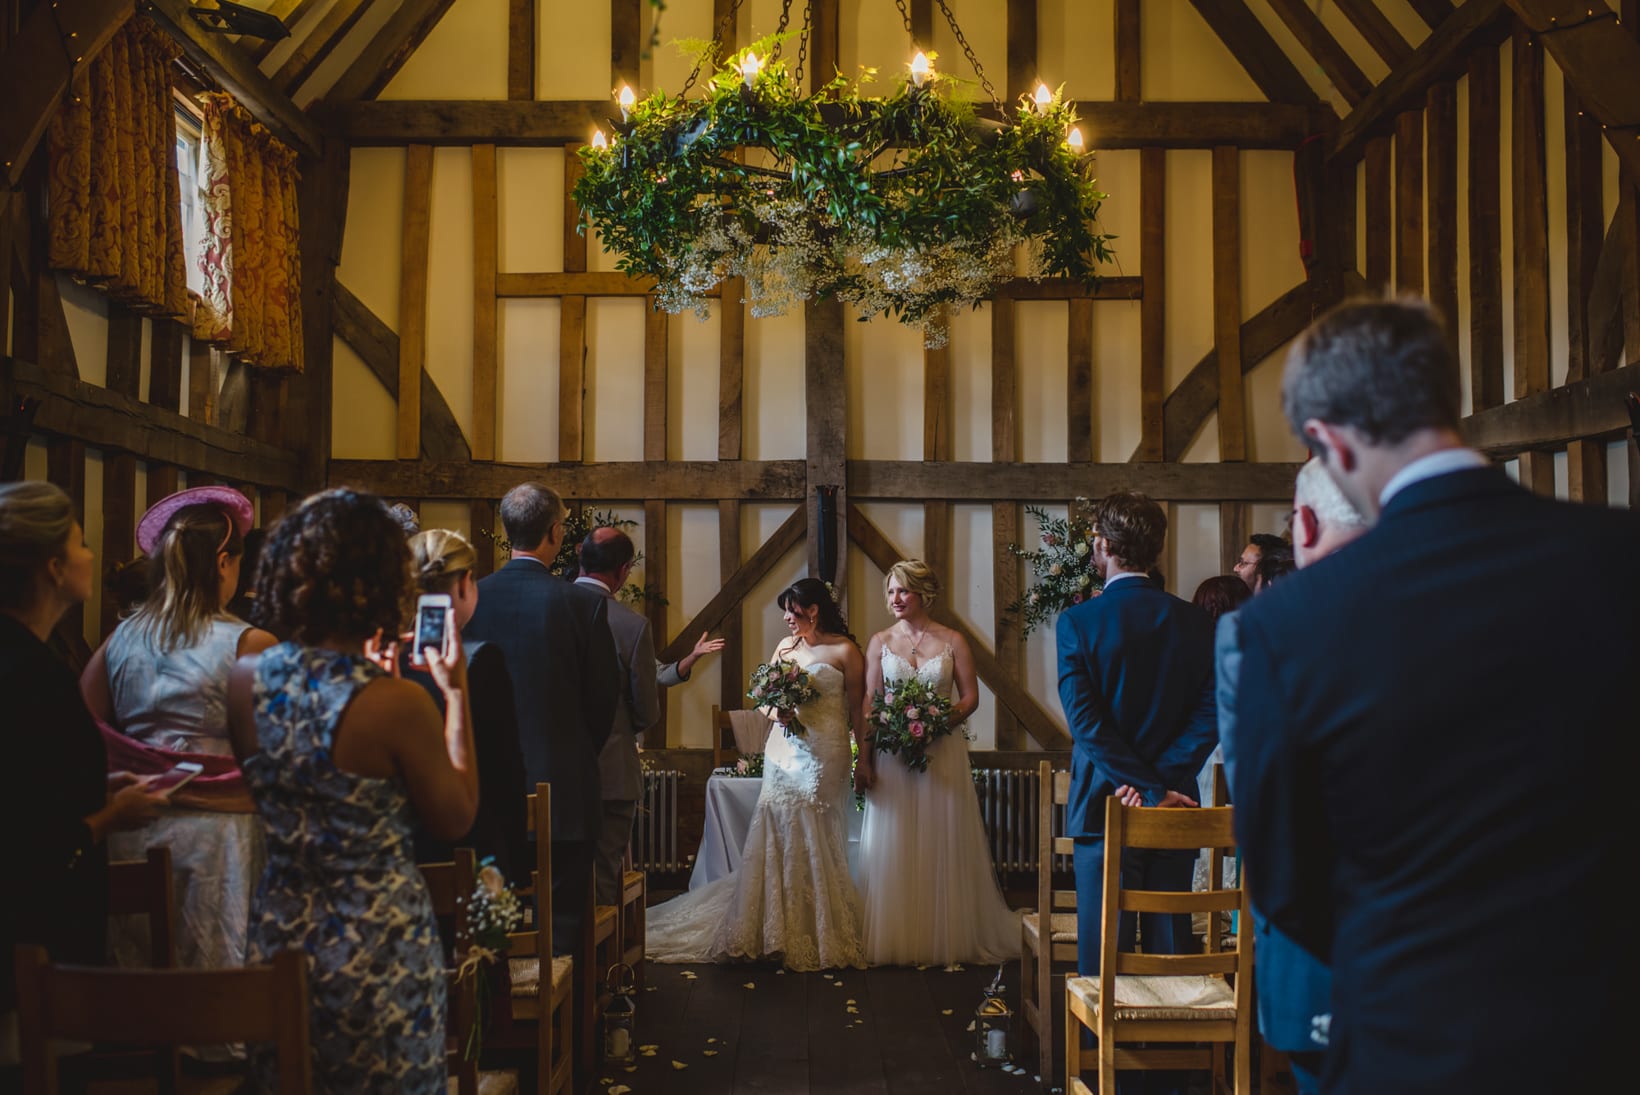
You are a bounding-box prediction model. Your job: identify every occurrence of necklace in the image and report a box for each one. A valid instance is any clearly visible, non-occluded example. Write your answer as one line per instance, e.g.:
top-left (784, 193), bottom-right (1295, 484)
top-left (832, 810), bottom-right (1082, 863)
top-left (904, 622), bottom-right (929, 656)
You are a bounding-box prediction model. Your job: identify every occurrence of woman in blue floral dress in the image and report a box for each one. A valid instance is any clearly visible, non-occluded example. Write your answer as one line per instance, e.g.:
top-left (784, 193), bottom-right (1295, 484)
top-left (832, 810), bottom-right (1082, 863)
top-left (226, 490), bottom-right (479, 1093)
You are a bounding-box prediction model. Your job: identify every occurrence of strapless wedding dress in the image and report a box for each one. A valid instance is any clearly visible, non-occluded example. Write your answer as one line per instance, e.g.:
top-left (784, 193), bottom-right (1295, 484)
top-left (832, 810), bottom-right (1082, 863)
top-left (856, 648), bottom-right (1021, 966)
top-left (647, 653), bottom-right (866, 970)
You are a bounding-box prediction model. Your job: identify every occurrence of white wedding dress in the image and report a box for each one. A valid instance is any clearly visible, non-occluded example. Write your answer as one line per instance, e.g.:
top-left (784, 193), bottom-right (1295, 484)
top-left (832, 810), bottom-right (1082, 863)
top-left (857, 647), bottom-right (1021, 966)
top-left (646, 650), bottom-right (866, 970)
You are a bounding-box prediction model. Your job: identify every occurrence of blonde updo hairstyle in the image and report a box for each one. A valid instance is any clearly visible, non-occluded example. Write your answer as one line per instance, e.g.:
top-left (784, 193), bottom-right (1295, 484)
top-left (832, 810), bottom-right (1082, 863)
top-left (410, 529), bottom-right (477, 596)
top-left (883, 558), bottom-right (940, 610)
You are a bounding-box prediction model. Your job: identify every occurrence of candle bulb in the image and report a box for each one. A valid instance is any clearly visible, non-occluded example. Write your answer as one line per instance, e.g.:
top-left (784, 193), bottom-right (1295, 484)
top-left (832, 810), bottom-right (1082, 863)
top-left (740, 52), bottom-right (762, 89)
top-left (910, 51), bottom-right (931, 89)
top-left (591, 129), bottom-right (608, 149)
top-left (1034, 83), bottom-right (1052, 111)
top-left (1066, 127), bottom-right (1084, 154)
top-left (617, 84), bottom-right (636, 121)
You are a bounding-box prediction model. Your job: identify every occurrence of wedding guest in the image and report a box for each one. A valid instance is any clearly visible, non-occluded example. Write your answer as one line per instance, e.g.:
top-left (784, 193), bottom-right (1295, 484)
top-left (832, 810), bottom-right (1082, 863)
top-left (1231, 532), bottom-right (1290, 591)
top-left (1, 482), bottom-right (167, 1067)
top-left (1217, 460), bottom-right (1365, 1095)
top-left (80, 486), bottom-right (277, 988)
top-left (463, 482), bottom-right (619, 954)
top-left (1233, 297), bottom-right (1640, 1094)
top-left (223, 526), bottom-right (264, 624)
top-left (226, 489), bottom-right (478, 1093)
top-left (388, 501), bottom-right (422, 537)
top-left (406, 529), bottom-right (529, 879)
top-left (573, 527), bottom-right (724, 906)
top-left (1057, 491), bottom-right (1217, 1095)
top-left (1250, 547), bottom-right (1296, 592)
top-left (1191, 575), bottom-right (1251, 622)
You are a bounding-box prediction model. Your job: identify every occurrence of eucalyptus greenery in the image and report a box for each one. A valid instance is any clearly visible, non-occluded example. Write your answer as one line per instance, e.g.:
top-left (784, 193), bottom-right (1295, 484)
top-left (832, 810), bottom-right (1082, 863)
top-left (573, 37), bottom-right (1115, 346)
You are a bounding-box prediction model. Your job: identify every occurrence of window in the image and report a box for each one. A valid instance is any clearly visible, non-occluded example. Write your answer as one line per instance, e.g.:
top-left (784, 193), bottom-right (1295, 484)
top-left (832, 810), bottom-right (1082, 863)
top-left (174, 97), bottom-right (205, 297)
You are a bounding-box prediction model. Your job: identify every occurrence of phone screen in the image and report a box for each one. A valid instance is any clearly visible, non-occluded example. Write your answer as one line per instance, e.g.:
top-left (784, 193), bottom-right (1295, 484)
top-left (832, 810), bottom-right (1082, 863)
top-left (148, 763), bottom-right (204, 794)
top-left (416, 603), bottom-right (447, 660)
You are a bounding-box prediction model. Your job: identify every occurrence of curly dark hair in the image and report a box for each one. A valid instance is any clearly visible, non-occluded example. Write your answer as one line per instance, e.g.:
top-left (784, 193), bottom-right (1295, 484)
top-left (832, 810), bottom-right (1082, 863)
top-left (1089, 490), bottom-right (1167, 573)
top-left (778, 577), bottom-right (855, 646)
top-left (1192, 574), bottom-right (1252, 622)
top-left (252, 488), bottom-right (412, 644)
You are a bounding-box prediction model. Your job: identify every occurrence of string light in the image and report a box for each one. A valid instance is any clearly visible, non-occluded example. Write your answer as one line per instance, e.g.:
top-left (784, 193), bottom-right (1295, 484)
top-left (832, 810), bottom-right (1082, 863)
top-left (1034, 83), bottom-right (1052, 111)
top-left (909, 50), bottom-right (931, 89)
top-left (591, 129), bottom-right (608, 149)
top-left (739, 51), bottom-right (762, 89)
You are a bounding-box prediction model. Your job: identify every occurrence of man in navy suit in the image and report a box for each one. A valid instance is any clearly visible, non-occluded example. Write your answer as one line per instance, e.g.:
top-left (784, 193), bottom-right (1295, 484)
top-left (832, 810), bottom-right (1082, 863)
top-left (1057, 491), bottom-right (1219, 973)
top-left (463, 481), bottom-right (620, 954)
top-left (1233, 297), bottom-right (1639, 1094)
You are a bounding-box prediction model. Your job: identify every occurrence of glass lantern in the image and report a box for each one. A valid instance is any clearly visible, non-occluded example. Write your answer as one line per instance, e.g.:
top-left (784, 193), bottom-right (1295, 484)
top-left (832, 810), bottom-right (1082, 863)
top-left (971, 966), bottom-right (1013, 1068)
top-left (601, 963), bottom-right (637, 1066)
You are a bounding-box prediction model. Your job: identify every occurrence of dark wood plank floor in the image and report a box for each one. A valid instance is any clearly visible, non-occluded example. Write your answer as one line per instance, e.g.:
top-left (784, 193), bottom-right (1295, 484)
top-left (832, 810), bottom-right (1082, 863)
top-left (591, 960), bottom-right (1049, 1095)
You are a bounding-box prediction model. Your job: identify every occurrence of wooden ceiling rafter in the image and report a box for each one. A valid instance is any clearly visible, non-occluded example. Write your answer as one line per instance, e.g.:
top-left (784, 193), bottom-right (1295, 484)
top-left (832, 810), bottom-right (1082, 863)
top-left (1505, 0), bottom-right (1640, 180)
top-left (249, 0), bottom-right (324, 62)
top-left (1265, 0), bottom-right (1374, 105)
top-left (271, 0), bottom-right (373, 96)
top-left (1330, 0), bottom-right (1415, 69)
top-left (1406, 0), bottom-right (1461, 27)
top-left (1185, 0), bottom-right (1321, 105)
top-left (323, 0), bottom-right (462, 102)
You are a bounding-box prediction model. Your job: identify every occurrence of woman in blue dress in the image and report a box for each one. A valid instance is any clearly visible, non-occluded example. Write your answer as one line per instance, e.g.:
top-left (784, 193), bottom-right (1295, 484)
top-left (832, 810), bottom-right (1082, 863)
top-left (226, 489), bottom-right (478, 1093)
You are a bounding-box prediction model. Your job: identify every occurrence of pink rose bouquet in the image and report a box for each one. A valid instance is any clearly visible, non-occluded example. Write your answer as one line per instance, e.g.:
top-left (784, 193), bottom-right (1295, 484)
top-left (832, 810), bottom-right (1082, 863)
top-left (868, 675), bottom-right (960, 773)
top-left (747, 659), bottom-right (821, 737)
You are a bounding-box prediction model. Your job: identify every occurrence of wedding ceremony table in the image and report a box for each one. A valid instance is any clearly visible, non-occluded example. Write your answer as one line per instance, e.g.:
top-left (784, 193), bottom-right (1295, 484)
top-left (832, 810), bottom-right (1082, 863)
top-left (688, 772), bottom-right (866, 891)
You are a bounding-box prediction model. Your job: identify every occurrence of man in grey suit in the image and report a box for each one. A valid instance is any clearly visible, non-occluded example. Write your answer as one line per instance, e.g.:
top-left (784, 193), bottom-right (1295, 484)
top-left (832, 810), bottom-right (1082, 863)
top-left (574, 527), bottom-right (724, 905)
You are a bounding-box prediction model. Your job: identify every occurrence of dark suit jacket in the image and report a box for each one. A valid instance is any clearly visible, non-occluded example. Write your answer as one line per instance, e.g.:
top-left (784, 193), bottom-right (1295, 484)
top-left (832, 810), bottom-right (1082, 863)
top-left (462, 558), bottom-right (619, 842)
top-left (1233, 467), bottom-right (1640, 1094)
top-left (405, 641), bottom-right (531, 879)
top-left (1056, 575), bottom-right (1218, 838)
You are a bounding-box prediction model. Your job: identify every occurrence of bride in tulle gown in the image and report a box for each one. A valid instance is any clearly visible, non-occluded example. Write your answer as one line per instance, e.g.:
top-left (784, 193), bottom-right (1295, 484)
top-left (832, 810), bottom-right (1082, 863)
top-left (647, 578), bottom-right (868, 970)
top-left (856, 560), bottom-right (1020, 967)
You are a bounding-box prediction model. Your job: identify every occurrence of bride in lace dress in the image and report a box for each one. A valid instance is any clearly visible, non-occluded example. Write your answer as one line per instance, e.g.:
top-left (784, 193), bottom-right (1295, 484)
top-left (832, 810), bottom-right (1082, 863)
top-left (647, 578), bottom-right (868, 970)
top-left (856, 560), bottom-right (1020, 967)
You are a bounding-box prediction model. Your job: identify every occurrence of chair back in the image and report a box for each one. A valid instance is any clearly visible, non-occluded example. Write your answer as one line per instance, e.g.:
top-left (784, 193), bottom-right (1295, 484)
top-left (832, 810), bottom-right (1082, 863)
top-left (1038, 760), bottom-right (1077, 919)
top-left (525, 784), bottom-right (553, 958)
top-left (712, 705), bottom-right (773, 767)
top-left (107, 845), bottom-right (177, 968)
top-left (418, 848), bottom-right (479, 1095)
top-left (15, 945), bottom-right (313, 1094)
top-left (1098, 797), bottom-right (1251, 984)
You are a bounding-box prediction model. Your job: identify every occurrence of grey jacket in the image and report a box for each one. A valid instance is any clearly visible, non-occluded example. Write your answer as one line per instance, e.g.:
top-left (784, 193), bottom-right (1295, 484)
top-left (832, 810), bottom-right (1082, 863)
top-left (574, 577), bottom-right (686, 800)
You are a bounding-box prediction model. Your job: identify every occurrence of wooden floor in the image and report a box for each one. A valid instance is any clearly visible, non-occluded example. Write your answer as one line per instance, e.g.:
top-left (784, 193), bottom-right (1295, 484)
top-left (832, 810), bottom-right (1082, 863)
top-left (592, 959), bottom-right (1048, 1095)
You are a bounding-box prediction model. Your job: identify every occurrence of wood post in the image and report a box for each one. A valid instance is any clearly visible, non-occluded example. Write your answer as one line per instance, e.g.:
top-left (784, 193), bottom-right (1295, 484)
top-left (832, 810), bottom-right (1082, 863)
top-left (1467, 45), bottom-right (1504, 412)
top-left (472, 144), bottom-right (498, 461)
top-left (397, 144), bottom-right (433, 460)
top-left (1212, 146), bottom-right (1245, 461)
top-left (991, 298), bottom-right (1024, 750)
top-left (1394, 110), bottom-right (1424, 294)
top-left (1510, 22), bottom-right (1550, 399)
top-left (1137, 147), bottom-right (1166, 462)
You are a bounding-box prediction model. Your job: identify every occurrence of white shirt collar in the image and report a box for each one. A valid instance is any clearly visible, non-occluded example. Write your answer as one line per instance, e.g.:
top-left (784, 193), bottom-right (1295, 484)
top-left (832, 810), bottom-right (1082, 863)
top-left (1103, 569), bottom-right (1146, 588)
top-left (573, 575), bottom-right (616, 597)
top-left (512, 553), bottom-right (550, 568)
top-left (1378, 448), bottom-right (1490, 508)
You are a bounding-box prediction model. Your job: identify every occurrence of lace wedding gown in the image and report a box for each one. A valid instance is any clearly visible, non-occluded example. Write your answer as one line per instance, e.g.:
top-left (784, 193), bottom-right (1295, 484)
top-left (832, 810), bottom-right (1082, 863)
top-left (857, 648), bottom-right (1020, 966)
top-left (647, 650), bottom-right (866, 970)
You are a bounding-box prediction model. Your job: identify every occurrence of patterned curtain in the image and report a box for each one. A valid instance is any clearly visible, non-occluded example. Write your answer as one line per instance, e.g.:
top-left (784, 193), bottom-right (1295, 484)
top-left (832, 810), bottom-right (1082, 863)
top-left (194, 93), bottom-right (304, 371)
top-left (46, 17), bottom-right (188, 317)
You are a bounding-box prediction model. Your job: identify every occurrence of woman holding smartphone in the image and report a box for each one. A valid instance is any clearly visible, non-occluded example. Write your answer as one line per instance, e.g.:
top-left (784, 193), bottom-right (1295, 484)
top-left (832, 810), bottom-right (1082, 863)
top-left (225, 490), bottom-right (478, 1094)
top-left (0, 482), bottom-right (168, 1067)
top-left (80, 485), bottom-right (277, 993)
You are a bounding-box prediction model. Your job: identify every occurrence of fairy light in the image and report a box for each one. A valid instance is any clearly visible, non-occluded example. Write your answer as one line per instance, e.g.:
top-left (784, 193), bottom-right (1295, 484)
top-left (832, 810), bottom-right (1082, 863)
top-left (910, 51), bottom-right (932, 89)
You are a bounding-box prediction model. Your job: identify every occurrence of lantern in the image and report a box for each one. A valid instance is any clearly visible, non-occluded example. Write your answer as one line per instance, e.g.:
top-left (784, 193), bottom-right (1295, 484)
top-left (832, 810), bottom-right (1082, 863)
top-left (601, 963), bottom-right (637, 1066)
top-left (971, 965), bottom-right (1013, 1067)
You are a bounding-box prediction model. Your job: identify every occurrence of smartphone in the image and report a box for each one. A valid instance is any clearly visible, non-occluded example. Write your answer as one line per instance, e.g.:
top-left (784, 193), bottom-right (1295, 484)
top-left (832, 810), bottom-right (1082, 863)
top-left (410, 593), bottom-right (452, 667)
top-left (147, 761), bottom-right (204, 796)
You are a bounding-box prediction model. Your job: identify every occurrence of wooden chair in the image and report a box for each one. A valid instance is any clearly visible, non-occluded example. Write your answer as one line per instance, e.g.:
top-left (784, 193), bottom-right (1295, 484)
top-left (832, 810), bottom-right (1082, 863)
top-left (618, 844), bottom-right (646, 987)
top-left (14, 945), bottom-right (312, 1095)
top-left (99, 846), bottom-right (182, 1088)
top-left (1064, 798), bottom-right (1253, 1095)
top-left (580, 877), bottom-right (621, 1084)
top-left (1021, 760), bottom-right (1077, 1083)
top-left (500, 784), bottom-right (574, 1095)
top-left (711, 704), bottom-right (773, 768)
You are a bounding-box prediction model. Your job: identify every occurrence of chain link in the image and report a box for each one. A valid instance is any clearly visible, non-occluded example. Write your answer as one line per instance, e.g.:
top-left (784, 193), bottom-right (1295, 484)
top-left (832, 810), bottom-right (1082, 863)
top-left (682, 0), bottom-right (752, 94)
top-left (891, 0), bottom-right (913, 36)
top-left (934, 0), bottom-right (1001, 110)
top-left (794, 0), bottom-right (814, 87)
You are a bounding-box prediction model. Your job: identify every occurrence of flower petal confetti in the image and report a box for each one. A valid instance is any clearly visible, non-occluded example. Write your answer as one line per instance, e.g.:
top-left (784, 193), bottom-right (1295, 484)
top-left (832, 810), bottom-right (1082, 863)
top-left (742, 981), bottom-right (757, 989)
top-left (671, 1060), bottom-right (689, 1070)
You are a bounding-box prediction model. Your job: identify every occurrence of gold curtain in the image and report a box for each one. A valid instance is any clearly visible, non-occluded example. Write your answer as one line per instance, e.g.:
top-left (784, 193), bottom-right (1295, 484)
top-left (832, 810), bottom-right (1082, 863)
top-left (46, 17), bottom-right (188, 318)
top-left (195, 93), bottom-right (304, 372)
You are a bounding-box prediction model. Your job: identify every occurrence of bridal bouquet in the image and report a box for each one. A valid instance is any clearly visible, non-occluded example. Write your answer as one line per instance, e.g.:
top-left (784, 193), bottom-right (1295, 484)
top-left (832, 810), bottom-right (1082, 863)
top-left (747, 660), bottom-right (820, 737)
top-left (460, 859), bottom-right (525, 1060)
top-left (869, 677), bottom-right (959, 773)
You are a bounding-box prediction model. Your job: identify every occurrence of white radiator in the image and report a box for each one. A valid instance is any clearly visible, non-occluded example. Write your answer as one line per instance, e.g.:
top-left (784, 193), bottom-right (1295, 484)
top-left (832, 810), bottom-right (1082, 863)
top-left (972, 767), bottom-right (1070, 873)
top-left (635, 769), bottom-right (685, 872)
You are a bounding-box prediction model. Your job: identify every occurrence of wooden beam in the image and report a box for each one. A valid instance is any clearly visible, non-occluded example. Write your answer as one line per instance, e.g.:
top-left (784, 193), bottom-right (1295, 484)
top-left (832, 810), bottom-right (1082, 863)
top-left (1137, 147), bottom-right (1166, 462)
top-left (1427, 82), bottom-right (1460, 366)
top-left (852, 461), bottom-right (1308, 503)
top-left (1395, 111), bottom-right (1424, 293)
top-left (148, 320), bottom-right (185, 414)
top-left (1514, 450), bottom-right (1555, 495)
top-left (46, 436), bottom-right (86, 643)
top-left (1511, 22), bottom-right (1550, 399)
top-left (1590, 191), bottom-right (1634, 378)
top-left (658, 505), bottom-right (807, 665)
top-left (1332, 0), bottom-right (1414, 69)
top-left (805, 298), bottom-right (847, 591)
top-left (719, 278), bottom-right (745, 461)
top-left (1462, 360), bottom-right (1640, 453)
top-left (292, 135), bottom-right (349, 491)
top-left (1185, 0), bottom-right (1320, 105)
top-left (718, 498), bottom-right (743, 715)
top-left (1219, 501), bottom-right (1250, 576)
top-left (559, 296), bottom-right (587, 462)
top-left (271, 0), bottom-right (371, 95)
top-left (147, 465), bottom-right (180, 509)
top-left (643, 497), bottom-right (668, 746)
top-left (499, 272), bottom-right (688, 297)
top-left (3, 357), bottom-right (304, 490)
top-left (611, 0), bottom-right (640, 93)
top-left (1148, 281), bottom-right (1318, 462)
top-left (1504, 0), bottom-right (1640, 180)
top-left (1329, 0), bottom-right (1508, 166)
top-left (397, 145), bottom-right (433, 461)
top-left (470, 499), bottom-right (496, 577)
top-left (329, 459), bottom-right (808, 502)
top-left (324, 0), bottom-right (461, 103)
top-left (1566, 439), bottom-right (1608, 504)
top-left (509, 0), bottom-right (536, 100)
top-left (1212, 146), bottom-right (1246, 461)
top-left (101, 452), bottom-right (137, 635)
top-left (1565, 88), bottom-right (1605, 382)
top-left (105, 306), bottom-right (144, 401)
top-left (1115, 0), bottom-right (1141, 102)
top-left (1006, 0), bottom-right (1036, 104)
top-left (644, 303), bottom-right (668, 462)
top-left (924, 305), bottom-right (952, 615)
top-left (995, 277), bottom-right (1142, 300)
top-left (1468, 44), bottom-right (1505, 411)
top-left (330, 282), bottom-right (472, 463)
top-left (1364, 135), bottom-right (1393, 289)
top-left (472, 145), bottom-right (498, 461)
top-left (910, 0), bottom-right (934, 51)
top-left (1266, 0), bottom-right (1373, 106)
top-left (991, 297), bottom-right (1023, 749)
top-left (1067, 299), bottom-right (1094, 463)
top-left (848, 504), bottom-right (1071, 750)
top-left (0, 0), bottom-right (132, 190)
top-left (1407, 0), bottom-right (1459, 27)
top-left (146, 0), bottom-right (323, 158)
top-left (562, 149), bottom-right (588, 276)
top-left (810, 0), bottom-right (839, 93)
top-left (324, 98), bottom-right (1327, 150)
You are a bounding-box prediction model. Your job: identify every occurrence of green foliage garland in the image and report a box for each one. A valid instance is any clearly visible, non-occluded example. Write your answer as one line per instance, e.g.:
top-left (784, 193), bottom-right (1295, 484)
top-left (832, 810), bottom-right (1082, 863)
top-left (1007, 500), bottom-right (1103, 636)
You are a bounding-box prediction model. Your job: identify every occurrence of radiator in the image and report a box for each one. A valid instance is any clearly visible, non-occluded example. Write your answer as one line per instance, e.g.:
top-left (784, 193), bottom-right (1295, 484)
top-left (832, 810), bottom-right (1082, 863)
top-left (972, 767), bottom-right (1070, 873)
top-left (634, 769), bottom-right (686, 872)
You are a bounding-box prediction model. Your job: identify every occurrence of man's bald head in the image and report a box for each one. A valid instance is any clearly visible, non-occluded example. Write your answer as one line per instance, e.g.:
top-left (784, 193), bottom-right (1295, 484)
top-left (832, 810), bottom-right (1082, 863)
top-left (579, 525), bottom-right (636, 580)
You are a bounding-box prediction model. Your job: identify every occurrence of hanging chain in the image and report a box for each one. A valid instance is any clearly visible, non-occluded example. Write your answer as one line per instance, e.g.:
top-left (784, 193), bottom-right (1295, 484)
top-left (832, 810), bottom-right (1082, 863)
top-left (794, 0), bottom-right (814, 87)
top-left (772, 0), bottom-right (796, 60)
top-left (891, 0), bottom-right (913, 36)
top-left (682, 0), bottom-right (751, 95)
top-left (934, 0), bottom-right (1002, 110)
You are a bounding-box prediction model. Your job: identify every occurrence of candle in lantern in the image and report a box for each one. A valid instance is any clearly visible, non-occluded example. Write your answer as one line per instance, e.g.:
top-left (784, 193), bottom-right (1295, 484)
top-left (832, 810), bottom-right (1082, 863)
top-left (740, 51), bottom-right (762, 88)
top-left (617, 84), bottom-right (636, 121)
top-left (1066, 127), bottom-right (1084, 154)
top-left (591, 129), bottom-right (608, 149)
top-left (1034, 83), bottom-right (1052, 111)
top-left (910, 51), bottom-right (931, 88)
